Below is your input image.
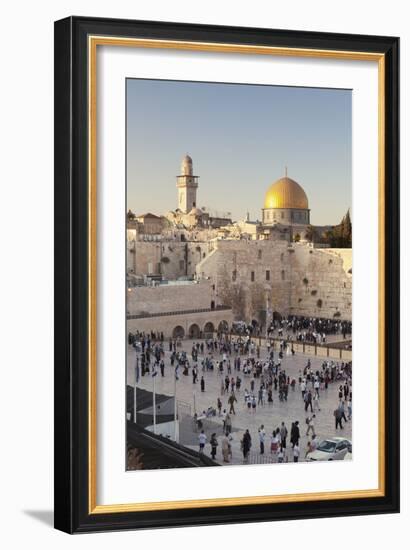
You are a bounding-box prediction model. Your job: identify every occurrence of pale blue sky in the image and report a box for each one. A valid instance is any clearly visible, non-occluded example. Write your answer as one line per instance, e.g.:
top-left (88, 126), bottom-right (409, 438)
top-left (127, 79), bottom-right (351, 225)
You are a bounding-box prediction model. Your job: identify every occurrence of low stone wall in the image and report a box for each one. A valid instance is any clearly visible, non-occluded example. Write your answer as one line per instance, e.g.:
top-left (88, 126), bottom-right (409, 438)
top-left (127, 280), bottom-right (217, 316)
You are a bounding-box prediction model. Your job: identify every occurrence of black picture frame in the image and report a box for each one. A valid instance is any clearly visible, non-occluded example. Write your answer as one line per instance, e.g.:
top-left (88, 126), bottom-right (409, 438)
top-left (54, 16), bottom-right (400, 533)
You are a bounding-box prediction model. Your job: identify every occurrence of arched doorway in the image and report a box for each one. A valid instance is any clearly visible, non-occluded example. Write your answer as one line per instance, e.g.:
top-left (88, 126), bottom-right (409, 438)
top-left (188, 324), bottom-right (200, 338)
top-left (172, 325), bottom-right (185, 339)
top-left (203, 322), bottom-right (215, 337)
top-left (218, 320), bottom-right (229, 333)
top-left (272, 311), bottom-right (282, 321)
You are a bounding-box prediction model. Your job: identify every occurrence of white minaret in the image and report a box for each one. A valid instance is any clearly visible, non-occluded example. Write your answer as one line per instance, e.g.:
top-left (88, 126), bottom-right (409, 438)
top-left (176, 155), bottom-right (199, 213)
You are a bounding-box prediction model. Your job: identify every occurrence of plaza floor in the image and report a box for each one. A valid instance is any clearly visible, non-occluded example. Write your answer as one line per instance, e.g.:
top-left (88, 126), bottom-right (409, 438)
top-left (127, 339), bottom-right (352, 466)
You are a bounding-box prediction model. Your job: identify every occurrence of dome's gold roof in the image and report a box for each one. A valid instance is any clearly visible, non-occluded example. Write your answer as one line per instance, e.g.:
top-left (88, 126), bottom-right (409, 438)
top-left (264, 176), bottom-right (308, 210)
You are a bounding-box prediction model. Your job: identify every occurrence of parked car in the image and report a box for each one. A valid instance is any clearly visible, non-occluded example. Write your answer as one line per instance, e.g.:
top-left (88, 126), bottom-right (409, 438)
top-left (307, 437), bottom-right (351, 461)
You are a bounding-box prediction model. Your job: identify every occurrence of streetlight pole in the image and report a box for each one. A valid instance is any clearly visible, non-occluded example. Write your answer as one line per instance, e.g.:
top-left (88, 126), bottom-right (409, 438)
top-left (134, 357), bottom-right (138, 424)
top-left (152, 368), bottom-right (157, 434)
top-left (174, 371), bottom-right (178, 442)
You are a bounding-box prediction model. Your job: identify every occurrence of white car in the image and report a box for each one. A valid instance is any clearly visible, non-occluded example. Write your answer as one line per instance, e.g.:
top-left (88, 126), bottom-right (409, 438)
top-left (307, 437), bottom-right (351, 461)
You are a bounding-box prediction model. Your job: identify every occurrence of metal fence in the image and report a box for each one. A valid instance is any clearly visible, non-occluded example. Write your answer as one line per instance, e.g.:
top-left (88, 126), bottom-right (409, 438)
top-left (127, 305), bottom-right (231, 320)
top-left (250, 336), bottom-right (352, 361)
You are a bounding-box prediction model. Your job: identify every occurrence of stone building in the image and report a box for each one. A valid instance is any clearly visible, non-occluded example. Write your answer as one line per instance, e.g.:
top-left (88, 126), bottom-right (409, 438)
top-left (262, 170), bottom-right (310, 230)
top-left (135, 212), bottom-right (164, 234)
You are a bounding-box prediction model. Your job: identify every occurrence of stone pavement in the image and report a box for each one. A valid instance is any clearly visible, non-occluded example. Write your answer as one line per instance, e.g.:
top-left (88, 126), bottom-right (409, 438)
top-left (127, 339), bottom-right (352, 467)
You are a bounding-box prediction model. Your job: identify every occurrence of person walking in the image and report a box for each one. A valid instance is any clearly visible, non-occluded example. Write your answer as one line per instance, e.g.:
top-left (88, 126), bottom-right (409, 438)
top-left (258, 386), bottom-right (263, 406)
top-left (217, 397), bottom-right (222, 416)
top-left (258, 425), bottom-right (266, 455)
top-left (334, 407), bottom-right (344, 430)
top-left (314, 377), bottom-right (320, 397)
top-left (225, 413), bottom-right (232, 435)
top-left (200, 376), bottom-right (205, 392)
top-left (290, 421), bottom-right (300, 448)
top-left (228, 392), bottom-right (237, 414)
top-left (270, 429), bottom-right (280, 454)
top-left (300, 379), bottom-right (306, 400)
top-left (293, 443), bottom-right (300, 463)
top-left (221, 434), bottom-right (231, 463)
top-left (198, 430), bottom-right (207, 453)
top-left (340, 400), bottom-right (348, 423)
top-left (242, 429), bottom-right (252, 462)
top-left (304, 390), bottom-right (313, 412)
top-left (306, 414), bottom-right (316, 437)
top-left (210, 433), bottom-right (218, 460)
top-left (313, 392), bottom-right (321, 412)
top-left (280, 422), bottom-right (288, 449)
top-left (251, 394), bottom-right (257, 413)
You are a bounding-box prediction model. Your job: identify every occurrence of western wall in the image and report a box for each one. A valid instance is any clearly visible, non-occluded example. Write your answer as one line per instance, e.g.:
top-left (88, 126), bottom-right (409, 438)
top-left (195, 240), bottom-right (352, 322)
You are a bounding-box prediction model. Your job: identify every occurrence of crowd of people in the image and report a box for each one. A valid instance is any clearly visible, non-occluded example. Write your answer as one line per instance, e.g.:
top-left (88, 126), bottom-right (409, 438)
top-left (128, 328), bottom-right (352, 466)
top-left (267, 315), bottom-right (352, 343)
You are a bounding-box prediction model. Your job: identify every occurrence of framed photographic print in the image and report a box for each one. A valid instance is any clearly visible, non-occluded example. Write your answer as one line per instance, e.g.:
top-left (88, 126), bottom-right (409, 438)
top-left (54, 16), bottom-right (400, 533)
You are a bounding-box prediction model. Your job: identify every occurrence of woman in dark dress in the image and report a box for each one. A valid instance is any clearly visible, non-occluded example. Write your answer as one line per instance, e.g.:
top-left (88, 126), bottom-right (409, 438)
top-left (242, 429), bottom-right (252, 461)
top-left (290, 421), bottom-right (300, 448)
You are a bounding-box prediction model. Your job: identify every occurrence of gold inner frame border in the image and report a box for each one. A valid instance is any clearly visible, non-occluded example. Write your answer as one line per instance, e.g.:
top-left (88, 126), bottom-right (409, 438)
top-left (87, 35), bottom-right (386, 514)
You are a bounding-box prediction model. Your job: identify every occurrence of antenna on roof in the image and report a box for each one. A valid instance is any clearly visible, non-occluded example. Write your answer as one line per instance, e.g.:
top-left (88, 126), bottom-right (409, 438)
top-left (285, 165), bottom-right (288, 177)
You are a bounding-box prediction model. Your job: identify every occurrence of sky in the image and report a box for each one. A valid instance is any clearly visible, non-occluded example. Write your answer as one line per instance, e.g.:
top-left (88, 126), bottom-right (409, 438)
top-left (126, 79), bottom-right (351, 225)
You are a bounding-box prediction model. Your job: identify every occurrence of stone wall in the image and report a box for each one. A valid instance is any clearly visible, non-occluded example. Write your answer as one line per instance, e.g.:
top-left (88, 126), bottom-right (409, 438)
top-left (195, 240), bottom-right (352, 321)
top-left (127, 236), bottom-right (352, 322)
top-left (287, 245), bottom-right (352, 319)
top-left (196, 239), bottom-right (291, 321)
top-left (128, 240), bottom-right (216, 279)
top-left (127, 280), bottom-right (218, 316)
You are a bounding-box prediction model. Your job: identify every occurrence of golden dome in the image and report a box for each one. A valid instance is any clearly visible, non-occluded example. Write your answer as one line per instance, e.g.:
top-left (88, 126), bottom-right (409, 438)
top-left (264, 176), bottom-right (308, 210)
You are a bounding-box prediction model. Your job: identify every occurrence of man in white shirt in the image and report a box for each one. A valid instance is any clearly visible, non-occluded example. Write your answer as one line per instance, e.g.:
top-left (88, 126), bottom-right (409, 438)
top-left (306, 414), bottom-right (316, 436)
top-left (198, 430), bottom-right (207, 453)
top-left (300, 379), bottom-right (306, 400)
